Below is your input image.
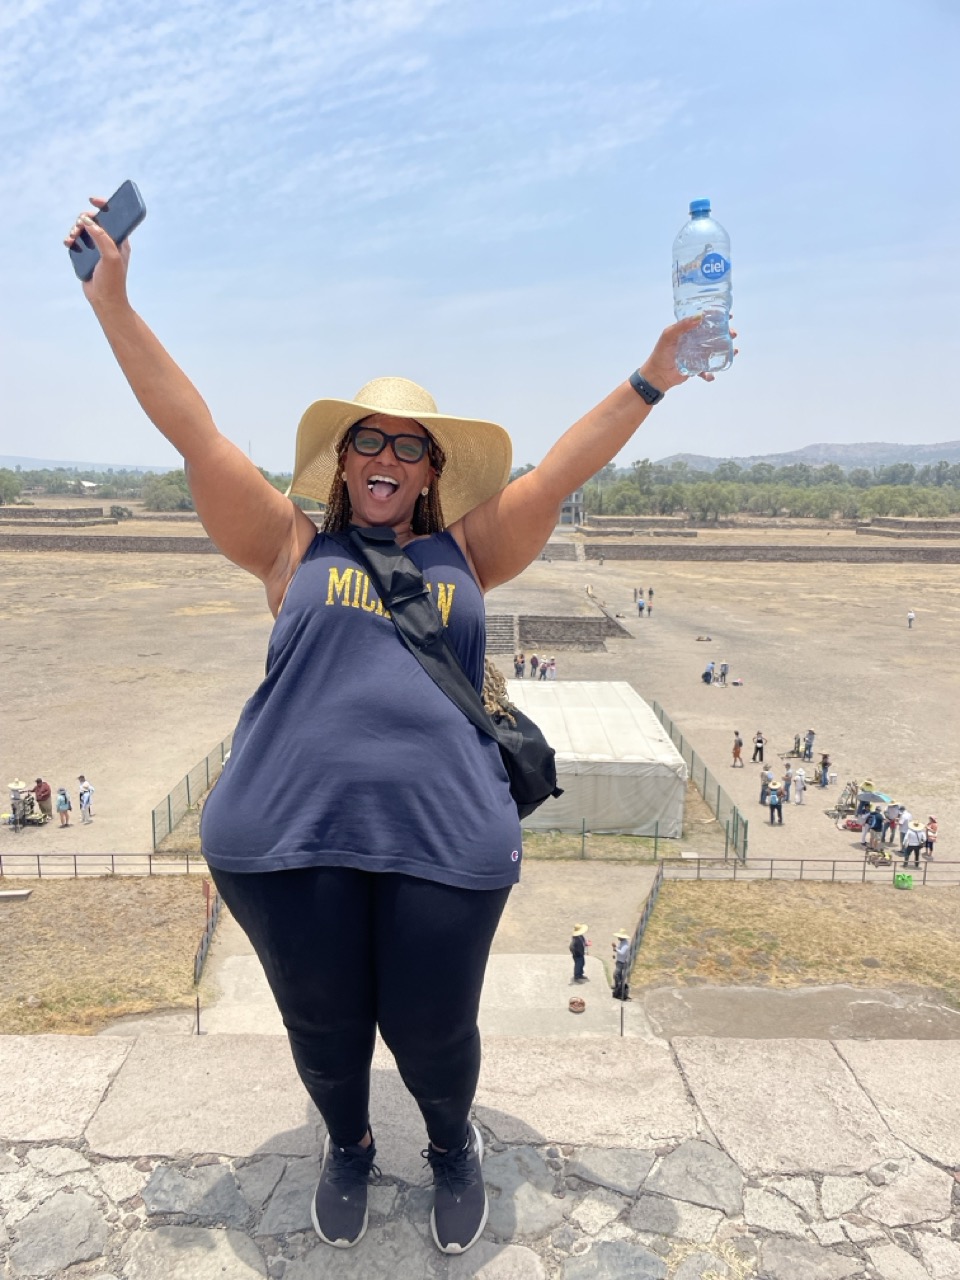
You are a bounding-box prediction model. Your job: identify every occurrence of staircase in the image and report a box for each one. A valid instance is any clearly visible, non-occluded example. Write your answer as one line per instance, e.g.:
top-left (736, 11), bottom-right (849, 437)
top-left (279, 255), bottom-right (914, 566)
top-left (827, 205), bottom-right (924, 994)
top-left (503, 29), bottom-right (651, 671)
top-left (485, 613), bottom-right (518, 654)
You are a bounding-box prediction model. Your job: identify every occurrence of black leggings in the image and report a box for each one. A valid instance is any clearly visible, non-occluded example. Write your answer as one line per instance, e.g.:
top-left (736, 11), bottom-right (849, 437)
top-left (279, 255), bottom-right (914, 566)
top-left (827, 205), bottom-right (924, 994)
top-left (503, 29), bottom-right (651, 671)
top-left (209, 865), bottom-right (510, 1151)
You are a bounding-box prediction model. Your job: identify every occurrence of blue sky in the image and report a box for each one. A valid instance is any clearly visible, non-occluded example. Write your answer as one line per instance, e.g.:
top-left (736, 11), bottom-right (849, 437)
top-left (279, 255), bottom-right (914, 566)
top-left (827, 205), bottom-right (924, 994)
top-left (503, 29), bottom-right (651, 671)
top-left (2, 0), bottom-right (957, 472)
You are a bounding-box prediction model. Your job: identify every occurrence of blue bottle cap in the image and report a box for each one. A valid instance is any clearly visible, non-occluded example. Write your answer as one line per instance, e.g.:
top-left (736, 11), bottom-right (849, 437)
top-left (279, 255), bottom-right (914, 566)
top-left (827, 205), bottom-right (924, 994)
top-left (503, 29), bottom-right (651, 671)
top-left (689, 198), bottom-right (711, 216)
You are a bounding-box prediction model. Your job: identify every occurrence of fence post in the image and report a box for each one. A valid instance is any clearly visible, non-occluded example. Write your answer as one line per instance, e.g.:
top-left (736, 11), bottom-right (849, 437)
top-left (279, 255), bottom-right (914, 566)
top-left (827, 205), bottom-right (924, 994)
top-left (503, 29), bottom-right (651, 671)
top-left (716, 783), bottom-right (721, 817)
top-left (742, 819), bottom-right (749, 860)
top-left (724, 820), bottom-right (729, 860)
top-left (581, 819), bottom-right (586, 860)
top-left (152, 810), bottom-right (157, 851)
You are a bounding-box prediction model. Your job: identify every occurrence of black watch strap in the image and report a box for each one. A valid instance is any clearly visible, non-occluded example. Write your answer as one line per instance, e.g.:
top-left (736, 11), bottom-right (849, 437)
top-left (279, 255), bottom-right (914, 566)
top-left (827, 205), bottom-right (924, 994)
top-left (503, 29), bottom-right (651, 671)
top-left (629, 370), bottom-right (664, 405)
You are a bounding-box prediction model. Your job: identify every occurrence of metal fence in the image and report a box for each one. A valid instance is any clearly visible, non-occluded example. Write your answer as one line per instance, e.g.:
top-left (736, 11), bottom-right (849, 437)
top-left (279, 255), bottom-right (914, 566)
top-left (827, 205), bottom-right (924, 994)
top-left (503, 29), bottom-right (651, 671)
top-left (194, 882), bottom-right (222, 984)
top-left (660, 857), bottom-right (960, 887)
top-left (0, 851), bottom-right (208, 878)
top-left (652, 702), bottom-right (749, 861)
top-left (151, 734), bottom-right (233, 849)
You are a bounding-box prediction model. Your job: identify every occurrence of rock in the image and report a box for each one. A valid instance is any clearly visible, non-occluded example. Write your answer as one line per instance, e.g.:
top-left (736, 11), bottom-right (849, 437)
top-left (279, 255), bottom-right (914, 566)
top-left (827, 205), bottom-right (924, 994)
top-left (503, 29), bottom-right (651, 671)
top-left (97, 1161), bottom-right (147, 1205)
top-left (569, 1188), bottom-right (625, 1234)
top-left (820, 1175), bottom-right (871, 1219)
top-left (257, 1158), bottom-right (319, 1236)
top-left (367, 1182), bottom-right (399, 1217)
top-left (861, 1156), bottom-right (954, 1227)
top-left (628, 1193), bottom-right (722, 1243)
top-left (765, 1174), bottom-right (818, 1218)
top-left (867, 1168), bottom-right (887, 1185)
top-left (840, 1215), bottom-right (884, 1243)
top-left (121, 1225), bottom-right (267, 1278)
top-left (9, 1188), bottom-right (108, 1276)
top-left (25, 1145), bottom-right (91, 1176)
top-left (673, 1252), bottom-right (735, 1280)
top-left (916, 1233), bottom-right (960, 1279)
top-left (645, 1139), bottom-right (743, 1216)
top-left (567, 1148), bottom-right (655, 1196)
top-left (561, 1239), bottom-right (667, 1278)
top-left (485, 1147), bottom-right (568, 1238)
top-left (447, 1240), bottom-right (547, 1278)
top-left (761, 1237), bottom-right (864, 1279)
top-left (235, 1156), bottom-right (287, 1214)
top-left (866, 1242), bottom-right (931, 1280)
top-left (0, 1151), bottom-right (20, 1174)
top-left (742, 1187), bottom-right (808, 1238)
top-left (142, 1163), bottom-right (250, 1225)
top-left (811, 1221), bottom-right (847, 1246)
top-left (283, 1219), bottom-right (428, 1278)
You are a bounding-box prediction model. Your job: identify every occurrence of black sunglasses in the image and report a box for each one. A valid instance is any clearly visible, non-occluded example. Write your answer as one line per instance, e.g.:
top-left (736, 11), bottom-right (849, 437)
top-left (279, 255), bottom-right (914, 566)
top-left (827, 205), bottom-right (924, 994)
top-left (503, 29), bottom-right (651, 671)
top-left (348, 423), bottom-right (432, 464)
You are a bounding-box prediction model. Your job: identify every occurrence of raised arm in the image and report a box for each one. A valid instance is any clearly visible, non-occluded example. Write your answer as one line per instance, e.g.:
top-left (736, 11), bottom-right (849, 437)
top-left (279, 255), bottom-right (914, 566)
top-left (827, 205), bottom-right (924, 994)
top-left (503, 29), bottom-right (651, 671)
top-left (455, 317), bottom-right (711, 592)
top-left (66, 203), bottom-right (316, 615)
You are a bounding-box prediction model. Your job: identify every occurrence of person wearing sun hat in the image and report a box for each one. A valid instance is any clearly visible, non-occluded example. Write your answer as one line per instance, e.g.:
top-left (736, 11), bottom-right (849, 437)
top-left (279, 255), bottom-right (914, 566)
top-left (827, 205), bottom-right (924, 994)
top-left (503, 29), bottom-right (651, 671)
top-left (570, 924), bottom-right (590, 983)
top-left (924, 816), bottom-right (938, 860)
top-left (612, 929), bottom-right (632, 1000)
top-left (65, 192), bottom-right (730, 1260)
top-left (903, 820), bottom-right (925, 868)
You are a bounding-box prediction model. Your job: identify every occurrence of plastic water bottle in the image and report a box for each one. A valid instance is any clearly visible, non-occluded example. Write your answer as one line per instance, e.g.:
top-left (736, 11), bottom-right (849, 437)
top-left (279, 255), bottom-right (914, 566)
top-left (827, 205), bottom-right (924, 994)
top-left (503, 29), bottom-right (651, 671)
top-left (672, 198), bottom-right (733, 376)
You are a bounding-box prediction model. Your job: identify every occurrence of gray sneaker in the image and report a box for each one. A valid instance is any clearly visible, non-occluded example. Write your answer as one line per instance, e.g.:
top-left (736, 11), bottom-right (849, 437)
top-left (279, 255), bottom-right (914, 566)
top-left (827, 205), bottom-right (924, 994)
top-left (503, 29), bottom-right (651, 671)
top-left (311, 1132), bottom-right (380, 1248)
top-left (424, 1123), bottom-right (488, 1255)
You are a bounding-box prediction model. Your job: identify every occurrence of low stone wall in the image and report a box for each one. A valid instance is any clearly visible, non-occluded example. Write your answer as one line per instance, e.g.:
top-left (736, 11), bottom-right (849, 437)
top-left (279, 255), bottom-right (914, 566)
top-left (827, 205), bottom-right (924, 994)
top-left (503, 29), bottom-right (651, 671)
top-left (583, 515), bottom-right (687, 528)
top-left (580, 543), bottom-right (960, 564)
top-left (518, 614), bottom-right (626, 648)
top-left (856, 525), bottom-right (960, 540)
top-left (0, 533), bottom-right (218, 554)
top-left (1, 506), bottom-right (103, 520)
top-left (871, 516), bottom-right (960, 532)
top-left (541, 542), bottom-right (577, 561)
top-left (0, 519), bottom-right (118, 528)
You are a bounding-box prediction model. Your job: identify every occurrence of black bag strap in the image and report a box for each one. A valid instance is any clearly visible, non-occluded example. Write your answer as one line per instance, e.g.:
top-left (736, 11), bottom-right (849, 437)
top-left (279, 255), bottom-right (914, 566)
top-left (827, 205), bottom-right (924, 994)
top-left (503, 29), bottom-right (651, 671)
top-left (342, 526), bottom-right (508, 747)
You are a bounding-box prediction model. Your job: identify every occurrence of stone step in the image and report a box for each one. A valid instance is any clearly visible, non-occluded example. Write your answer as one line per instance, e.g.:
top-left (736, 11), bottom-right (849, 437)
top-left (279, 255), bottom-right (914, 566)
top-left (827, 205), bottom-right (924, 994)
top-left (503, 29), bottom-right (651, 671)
top-left (485, 613), bottom-right (518, 653)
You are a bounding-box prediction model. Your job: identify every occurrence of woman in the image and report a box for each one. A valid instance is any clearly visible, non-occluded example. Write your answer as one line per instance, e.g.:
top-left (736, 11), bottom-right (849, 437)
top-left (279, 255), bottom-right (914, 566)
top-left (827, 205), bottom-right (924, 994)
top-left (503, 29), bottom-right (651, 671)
top-left (65, 199), bottom-right (725, 1258)
top-left (793, 768), bottom-right (806, 805)
top-left (924, 816), bottom-right (938, 859)
top-left (56, 788), bottom-right (72, 827)
top-left (751, 729), bottom-right (765, 763)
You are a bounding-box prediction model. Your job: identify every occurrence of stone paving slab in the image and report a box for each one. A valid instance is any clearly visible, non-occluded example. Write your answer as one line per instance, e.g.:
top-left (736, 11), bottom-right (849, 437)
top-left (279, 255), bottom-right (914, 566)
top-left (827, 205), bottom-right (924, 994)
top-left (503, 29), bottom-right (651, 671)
top-left (0, 1034), bottom-right (130, 1141)
top-left (475, 1037), bottom-right (697, 1148)
top-left (84, 1034), bottom-right (324, 1158)
top-left (836, 1039), bottom-right (960, 1166)
top-left (673, 1037), bottom-right (904, 1175)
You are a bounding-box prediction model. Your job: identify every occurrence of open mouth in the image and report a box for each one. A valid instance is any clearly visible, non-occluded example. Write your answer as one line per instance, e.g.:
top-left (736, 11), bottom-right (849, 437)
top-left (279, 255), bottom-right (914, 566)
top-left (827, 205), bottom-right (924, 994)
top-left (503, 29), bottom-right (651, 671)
top-left (367, 475), bottom-right (399, 501)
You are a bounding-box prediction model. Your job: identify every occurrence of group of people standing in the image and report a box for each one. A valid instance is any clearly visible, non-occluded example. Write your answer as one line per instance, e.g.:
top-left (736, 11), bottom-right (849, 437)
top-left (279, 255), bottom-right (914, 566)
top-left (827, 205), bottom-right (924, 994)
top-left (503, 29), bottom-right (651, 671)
top-left (634, 586), bottom-right (654, 618)
top-left (6, 775), bottom-right (95, 828)
top-left (754, 759), bottom-right (810, 823)
top-left (513, 653), bottom-right (557, 680)
top-left (859, 800), bottom-right (938, 866)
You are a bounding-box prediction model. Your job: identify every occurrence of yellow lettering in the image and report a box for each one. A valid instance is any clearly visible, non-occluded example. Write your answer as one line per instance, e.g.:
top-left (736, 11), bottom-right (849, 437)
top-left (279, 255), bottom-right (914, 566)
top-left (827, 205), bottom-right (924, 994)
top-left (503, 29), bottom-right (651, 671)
top-left (351, 572), bottom-right (364, 608)
top-left (359, 574), bottom-right (379, 612)
top-left (326, 566), bottom-right (354, 606)
top-left (435, 582), bottom-right (456, 626)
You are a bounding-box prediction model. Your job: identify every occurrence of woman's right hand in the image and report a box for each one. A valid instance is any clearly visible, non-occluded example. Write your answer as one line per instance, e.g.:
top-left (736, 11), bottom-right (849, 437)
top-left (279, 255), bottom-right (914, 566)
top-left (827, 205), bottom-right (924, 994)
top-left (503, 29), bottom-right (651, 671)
top-left (64, 198), bottom-right (131, 309)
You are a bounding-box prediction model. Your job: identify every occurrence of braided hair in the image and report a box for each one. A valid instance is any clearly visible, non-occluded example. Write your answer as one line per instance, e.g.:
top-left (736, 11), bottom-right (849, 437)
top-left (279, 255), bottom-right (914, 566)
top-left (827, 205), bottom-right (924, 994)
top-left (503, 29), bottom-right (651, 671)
top-left (481, 658), bottom-right (518, 727)
top-left (321, 424), bottom-right (447, 535)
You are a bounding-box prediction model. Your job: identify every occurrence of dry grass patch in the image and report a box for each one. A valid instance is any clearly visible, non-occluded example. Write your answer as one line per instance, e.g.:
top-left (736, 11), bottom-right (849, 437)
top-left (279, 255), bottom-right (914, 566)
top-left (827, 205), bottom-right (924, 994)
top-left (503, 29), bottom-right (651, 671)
top-left (631, 880), bottom-right (960, 1007)
top-left (0, 876), bottom-right (210, 1034)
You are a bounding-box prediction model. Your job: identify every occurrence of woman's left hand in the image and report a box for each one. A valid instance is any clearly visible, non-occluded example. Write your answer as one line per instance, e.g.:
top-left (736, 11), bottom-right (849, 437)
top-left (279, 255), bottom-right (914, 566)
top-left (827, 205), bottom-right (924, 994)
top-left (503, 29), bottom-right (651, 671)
top-left (638, 316), bottom-right (739, 391)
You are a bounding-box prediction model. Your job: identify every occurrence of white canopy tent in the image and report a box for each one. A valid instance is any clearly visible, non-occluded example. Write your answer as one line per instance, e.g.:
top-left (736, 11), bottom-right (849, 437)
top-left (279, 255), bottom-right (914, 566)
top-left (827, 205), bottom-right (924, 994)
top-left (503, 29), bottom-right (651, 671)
top-left (506, 680), bottom-right (687, 835)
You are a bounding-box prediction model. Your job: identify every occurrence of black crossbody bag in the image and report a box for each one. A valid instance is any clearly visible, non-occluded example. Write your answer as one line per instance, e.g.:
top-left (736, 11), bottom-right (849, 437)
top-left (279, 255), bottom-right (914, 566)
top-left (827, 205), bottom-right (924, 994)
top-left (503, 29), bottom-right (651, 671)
top-left (344, 526), bottom-right (563, 820)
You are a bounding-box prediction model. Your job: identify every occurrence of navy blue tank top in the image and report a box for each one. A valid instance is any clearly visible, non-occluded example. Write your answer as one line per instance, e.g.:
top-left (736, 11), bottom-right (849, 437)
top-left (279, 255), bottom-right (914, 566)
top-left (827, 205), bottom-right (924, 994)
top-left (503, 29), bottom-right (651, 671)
top-left (200, 530), bottom-right (522, 889)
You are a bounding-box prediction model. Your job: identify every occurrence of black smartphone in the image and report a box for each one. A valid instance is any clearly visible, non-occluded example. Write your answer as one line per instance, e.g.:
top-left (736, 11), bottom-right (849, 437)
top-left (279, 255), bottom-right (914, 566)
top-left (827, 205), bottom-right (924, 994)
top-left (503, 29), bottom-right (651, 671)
top-left (68, 180), bottom-right (146, 282)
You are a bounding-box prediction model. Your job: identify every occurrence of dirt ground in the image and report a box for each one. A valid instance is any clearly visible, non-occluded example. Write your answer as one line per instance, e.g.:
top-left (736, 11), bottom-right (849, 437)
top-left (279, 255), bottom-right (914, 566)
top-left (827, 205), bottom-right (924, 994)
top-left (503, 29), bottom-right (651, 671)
top-left (3, 513), bottom-right (960, 867)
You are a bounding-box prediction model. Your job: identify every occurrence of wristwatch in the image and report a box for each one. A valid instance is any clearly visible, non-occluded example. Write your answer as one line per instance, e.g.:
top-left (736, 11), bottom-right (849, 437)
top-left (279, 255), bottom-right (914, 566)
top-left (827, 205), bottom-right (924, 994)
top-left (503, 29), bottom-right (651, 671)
top-left (629, 370), bottom-right (664, 405)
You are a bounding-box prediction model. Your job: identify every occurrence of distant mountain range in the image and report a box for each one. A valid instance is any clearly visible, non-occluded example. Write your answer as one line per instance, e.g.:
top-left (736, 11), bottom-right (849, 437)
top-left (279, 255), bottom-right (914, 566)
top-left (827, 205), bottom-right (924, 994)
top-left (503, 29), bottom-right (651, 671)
top-left (655, 441), bottom-right (960, 471)
top-left (0, 455), bottom-right (176, 473)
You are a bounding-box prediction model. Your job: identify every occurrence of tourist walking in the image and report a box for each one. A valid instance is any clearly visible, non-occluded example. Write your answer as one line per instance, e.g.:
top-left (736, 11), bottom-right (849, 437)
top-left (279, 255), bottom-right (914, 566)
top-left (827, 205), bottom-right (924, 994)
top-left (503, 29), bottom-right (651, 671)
top-left (759, 765), bottom-right (775, 806)
top-left (907, 610), bottom-right (916, 629)
top-left (732, 731), bottom-right (743, 767)
top-left (56, 788), bottom-right (72, 827)
top-left (782, 763), bottom-right (794, 803)
top-left (897, 806), bottom-right (912, 851)
top-left (793, 769), bottom-right (806, 805)
top-left (612, 930), bottom-right (631, 1001)
top-left (902, 822), bottom-right (924, 868)
top-left (883, 800), bottom-right (901, 844)
top-left (767, 784), bottom-right (784, 825)
top-left (717, 660), bottom-right (729, 686)
top-left (78, 775), bottom-right (95, 823)
top-left (66, 193), bottom-right (724, 1257)
top-left (752, 730), bottom-right (766, 764)
top-left (924, 816), bottom-right (938, 859)
top-left (637, 597), bottom-right (645, 617)
top-left (645, 597), bottom-right (653, 618)
top-left (803, 729), bottom-right (815, 762)
top-left (530, 654), bottom-right (540, 680)
top-left (570, 925), bottom-right (590, 983)
top-left (818, 754), bottom-right (831, 788)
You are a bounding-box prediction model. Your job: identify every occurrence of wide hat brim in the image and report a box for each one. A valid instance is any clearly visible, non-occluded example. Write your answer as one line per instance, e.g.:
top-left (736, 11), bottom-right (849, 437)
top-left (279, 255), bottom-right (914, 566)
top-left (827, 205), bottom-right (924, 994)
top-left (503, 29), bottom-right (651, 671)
top-left (288, 378), bottom-right (513, 527)
top-left (572, 924), bottom-right (589, 936)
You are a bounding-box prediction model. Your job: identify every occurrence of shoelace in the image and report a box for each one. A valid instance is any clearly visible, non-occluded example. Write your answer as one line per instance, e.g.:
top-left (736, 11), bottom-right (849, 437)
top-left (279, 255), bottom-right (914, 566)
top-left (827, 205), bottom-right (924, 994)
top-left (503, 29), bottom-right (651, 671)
top-left (328, 1145), bottom-right (381, 1190)
top-left (422, 1140), bottom-right (477, 1197)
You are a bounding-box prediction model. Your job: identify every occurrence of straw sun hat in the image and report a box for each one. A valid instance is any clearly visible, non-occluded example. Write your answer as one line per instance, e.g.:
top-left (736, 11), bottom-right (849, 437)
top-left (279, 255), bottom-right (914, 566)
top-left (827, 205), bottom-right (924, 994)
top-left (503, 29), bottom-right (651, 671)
top-left (572, 923), bottom-right (589, 936)
top-left (288, 377), bottom-right (513, 527)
